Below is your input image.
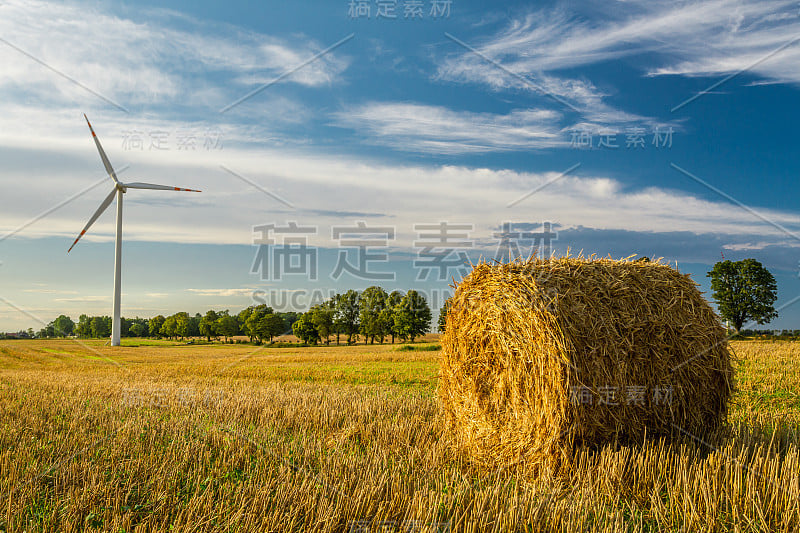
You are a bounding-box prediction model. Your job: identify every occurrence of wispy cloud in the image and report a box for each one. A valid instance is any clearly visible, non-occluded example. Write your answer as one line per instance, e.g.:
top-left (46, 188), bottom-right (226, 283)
top-left (644, 2), bottom-right (800, 82)
top-left (23, 289), bottom-right (78, 294)
top-left (333, 102), bottom-right (566, 153)
top-left (436, 0), bottom-right (799, 127)
top-left (54, 295), bottom-right (109, 303)
top-left (187, 288), bottom-right (256, 297)
top-left (441, 1), bottom-right (799, 80)
top-left (3, 135), bottom-right (800, 249)
top-left (0, 0), bottom-right (350, 110)
top-left (2, 0), bottom-right (799, 259)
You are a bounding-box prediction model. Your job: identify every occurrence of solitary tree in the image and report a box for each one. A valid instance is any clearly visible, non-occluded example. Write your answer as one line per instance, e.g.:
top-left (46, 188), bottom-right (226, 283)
top-left (707, 259), bottom-right (778, 332)
top-left (394, 290), bottom-right (432, 342)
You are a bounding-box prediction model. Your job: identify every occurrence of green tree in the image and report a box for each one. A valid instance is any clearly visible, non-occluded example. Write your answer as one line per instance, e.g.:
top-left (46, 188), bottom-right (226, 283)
top-left (335, 290), bottom-right (360, 344)
top-left (75, 314), bottom-right (91, 338)
top-left (199, 310), bottom-right (219, 341)
top-left (358, 286), bottom-right (389, 344)
top-left (394, 290), bottom-right (432, 342)
top-left (129, 322), bottom-right (147, 337)
top-left (91, 316), bottom-right (110, 339)
top-left (53, 315), bottom-right (74, 337)
top-left (160, 315), bottom-right (177, 340)
top-left (244, 305), bottom-right (274, 343)
top-left (216, 312), bottom-right (239, 342)
top-left (258, 313), bottom-right (285, 343)
top-left (126, 318), bottom-right (148, 337)
top-left (278, 312), bottom-right (301, 334)
top-left (707, 259), bottom-right (778, 332)
top-left (174, 312), bottom-right (191, 339)
top-left (330, 295), bottom-right (344, 345)
top-left (292, 312), bottom-right (319, 344)
top-left (310, 301), bottom-right (336, 345)
top-left (438, 298), bottom-right (451, 333)
top-left (188, 313), bottom-right (201, 338)
top-left (382, 291), bottom-right (403, 343)
top-left (39, 323), bottom-right (55, 338)
top-left (237, 307), bottom-right (255, 342)
top-left (149, 315), bottom-right (165, 338)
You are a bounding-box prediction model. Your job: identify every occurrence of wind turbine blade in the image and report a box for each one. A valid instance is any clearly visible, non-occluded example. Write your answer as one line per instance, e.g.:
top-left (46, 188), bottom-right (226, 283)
top-left (84, 114), bottom-right (119, 184)
top-left (67, 187), bottom-right (117, 253)
top-left (124, 182), bottom-right (201, 192)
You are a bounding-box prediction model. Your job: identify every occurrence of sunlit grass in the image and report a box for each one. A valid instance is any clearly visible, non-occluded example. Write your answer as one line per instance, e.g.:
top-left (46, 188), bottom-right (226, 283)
top-left (0, 339), bottom-right (797, 532)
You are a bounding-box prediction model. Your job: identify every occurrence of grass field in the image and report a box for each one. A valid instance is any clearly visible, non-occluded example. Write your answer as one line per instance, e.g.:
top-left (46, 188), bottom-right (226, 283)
top-left (0, 339), bottom-right (798, 532)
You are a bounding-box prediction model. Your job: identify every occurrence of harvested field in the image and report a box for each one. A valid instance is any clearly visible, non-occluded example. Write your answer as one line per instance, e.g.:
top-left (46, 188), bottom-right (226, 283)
top-left (0, 339), bottom-right (797, 532)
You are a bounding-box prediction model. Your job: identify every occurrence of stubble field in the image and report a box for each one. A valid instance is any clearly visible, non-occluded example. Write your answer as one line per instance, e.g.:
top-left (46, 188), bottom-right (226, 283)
top-left (0, 338), bottom-right (798, 532)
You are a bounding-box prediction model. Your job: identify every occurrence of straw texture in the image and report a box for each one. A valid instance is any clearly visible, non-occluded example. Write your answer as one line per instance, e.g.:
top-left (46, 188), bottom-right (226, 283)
top-left (438, 256), bottom-right (734, 472)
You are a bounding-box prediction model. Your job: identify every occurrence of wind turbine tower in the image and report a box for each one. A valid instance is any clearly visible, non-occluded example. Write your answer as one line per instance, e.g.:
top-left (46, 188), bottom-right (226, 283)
top-left (69, 115), bottom-right (201, 346)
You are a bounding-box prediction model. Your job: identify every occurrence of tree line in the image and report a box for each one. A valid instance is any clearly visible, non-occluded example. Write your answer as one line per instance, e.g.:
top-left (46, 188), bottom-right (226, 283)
top-left (34, 309), bottom-right (301, 344)
top-left (291, 288), bottom-right (432, 345)
top-left (26, 286), bottom-right (437, 345)
top-left (4, 258), bottom-right (786, 342)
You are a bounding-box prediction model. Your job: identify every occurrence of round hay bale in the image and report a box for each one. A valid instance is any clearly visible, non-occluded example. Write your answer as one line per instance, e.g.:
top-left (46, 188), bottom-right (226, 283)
top-left (438, 256), bottom-right (734, 472)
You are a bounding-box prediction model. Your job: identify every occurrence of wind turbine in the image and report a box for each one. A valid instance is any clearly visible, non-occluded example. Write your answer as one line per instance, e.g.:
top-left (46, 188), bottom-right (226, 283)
top-left (69, 115), bottom-right (201, 346)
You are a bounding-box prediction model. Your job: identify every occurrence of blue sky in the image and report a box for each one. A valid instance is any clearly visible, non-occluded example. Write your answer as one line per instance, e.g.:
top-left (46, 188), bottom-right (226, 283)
top-left (1, 0), bottom-right (800, 331)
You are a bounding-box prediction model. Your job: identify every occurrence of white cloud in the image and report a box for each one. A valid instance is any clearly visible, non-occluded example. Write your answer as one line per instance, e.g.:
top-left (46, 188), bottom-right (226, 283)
top-left (333, 102), bottom-right (565, 153)
top-left (442, 0), bottom-right (799, 78)
top-left (722, 240), bottom-right (800, 251)
top-left (54, 295), bottom-right (109, 303)
top-left (23, 289), bottom-right (78, 294)
top-left (435, 0), bottom-right (800, 129)
top-left (1, 0), bottom-right (798, 260)
top-left (187, 288), bottom-right (256, 297)
top-left (0, 0), bottom-right (350, 110)
top-left (2, 108), bottom-right (799, 251)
